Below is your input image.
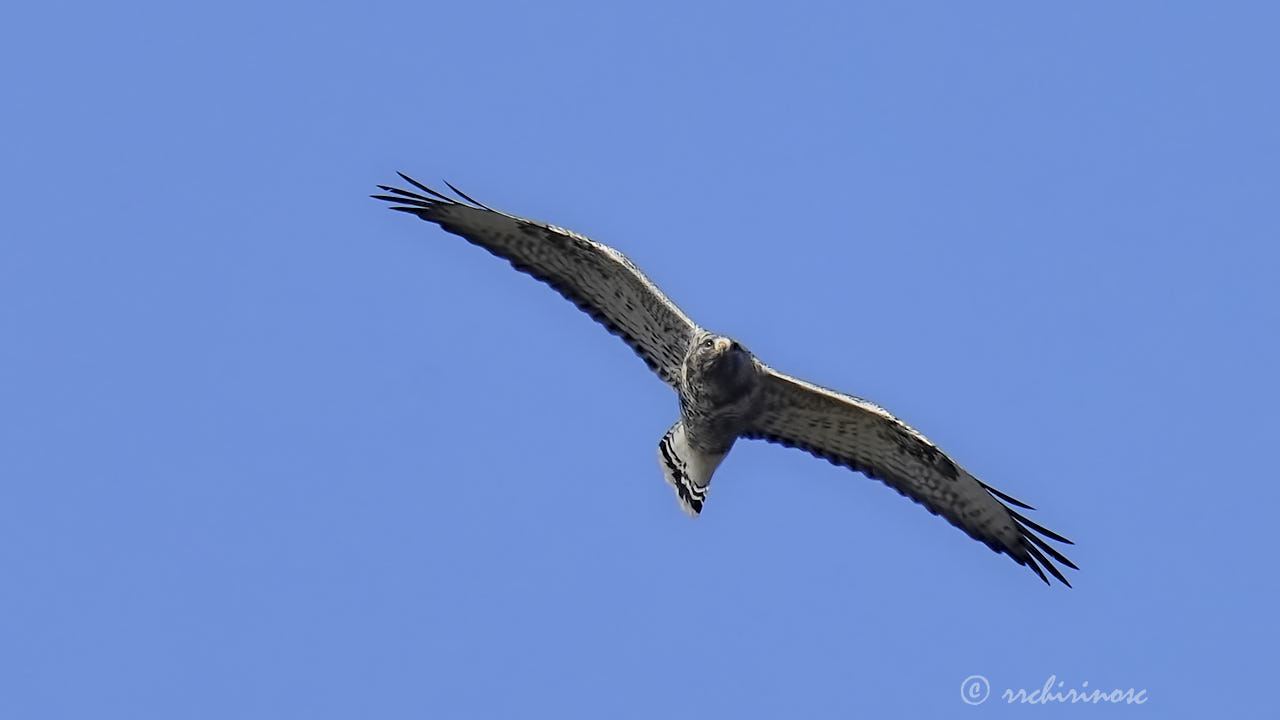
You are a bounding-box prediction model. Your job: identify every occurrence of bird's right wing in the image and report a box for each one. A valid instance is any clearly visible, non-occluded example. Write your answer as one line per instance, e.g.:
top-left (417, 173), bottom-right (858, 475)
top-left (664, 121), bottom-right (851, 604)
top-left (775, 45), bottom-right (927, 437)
top-left (742, 366), bottom-right (1076, 586)
top-left (374, 175), bottom-right (699, 388)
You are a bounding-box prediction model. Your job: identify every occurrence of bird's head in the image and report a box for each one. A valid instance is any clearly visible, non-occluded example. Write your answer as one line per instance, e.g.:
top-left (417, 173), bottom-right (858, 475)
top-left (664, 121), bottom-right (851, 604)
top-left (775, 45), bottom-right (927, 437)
top-left (686, 333), bottom-right (754, 387)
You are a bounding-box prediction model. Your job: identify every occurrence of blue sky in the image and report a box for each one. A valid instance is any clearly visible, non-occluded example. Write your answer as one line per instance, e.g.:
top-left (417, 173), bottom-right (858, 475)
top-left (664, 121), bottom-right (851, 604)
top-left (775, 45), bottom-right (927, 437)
top-left (3, 1), bottom-right (1277, 717)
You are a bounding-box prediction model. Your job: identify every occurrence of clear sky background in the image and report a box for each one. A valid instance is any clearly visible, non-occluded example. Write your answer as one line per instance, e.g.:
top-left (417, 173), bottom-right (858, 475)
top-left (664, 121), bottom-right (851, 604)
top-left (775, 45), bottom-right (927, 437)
top-left (3, 1), bottom-right (1277, 717)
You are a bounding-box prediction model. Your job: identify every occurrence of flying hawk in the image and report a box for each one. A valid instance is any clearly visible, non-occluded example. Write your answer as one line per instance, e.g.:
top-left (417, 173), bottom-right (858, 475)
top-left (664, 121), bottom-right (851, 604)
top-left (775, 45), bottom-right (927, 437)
top-left (374, 174), bottom-right (1077, 586)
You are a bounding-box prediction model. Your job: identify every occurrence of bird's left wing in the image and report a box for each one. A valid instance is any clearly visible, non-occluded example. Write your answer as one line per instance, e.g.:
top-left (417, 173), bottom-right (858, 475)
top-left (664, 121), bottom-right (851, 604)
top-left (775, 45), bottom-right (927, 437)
top-left (742, 366), bottom-right (1076, 586)
top-left (374, 175), bottom-right (699, 388)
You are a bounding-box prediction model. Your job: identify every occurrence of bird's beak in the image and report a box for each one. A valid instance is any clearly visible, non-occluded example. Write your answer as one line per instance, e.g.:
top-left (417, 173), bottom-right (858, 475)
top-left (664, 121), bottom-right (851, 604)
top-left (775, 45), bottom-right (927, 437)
top-left (714, 338), bottom-right (731, 353)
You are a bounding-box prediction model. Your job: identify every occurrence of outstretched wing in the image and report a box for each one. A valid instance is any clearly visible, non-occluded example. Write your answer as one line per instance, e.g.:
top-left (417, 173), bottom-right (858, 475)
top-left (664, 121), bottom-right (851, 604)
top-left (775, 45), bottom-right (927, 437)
top-left (374, 174), bottom-right (699, 387)
top-left (742, 366), bottom-right (1076, 586)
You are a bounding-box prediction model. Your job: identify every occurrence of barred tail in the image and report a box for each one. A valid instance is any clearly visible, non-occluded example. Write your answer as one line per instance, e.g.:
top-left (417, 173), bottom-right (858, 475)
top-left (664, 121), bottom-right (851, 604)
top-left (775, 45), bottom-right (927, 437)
top-left (658, 421), bottom-right (726, 516)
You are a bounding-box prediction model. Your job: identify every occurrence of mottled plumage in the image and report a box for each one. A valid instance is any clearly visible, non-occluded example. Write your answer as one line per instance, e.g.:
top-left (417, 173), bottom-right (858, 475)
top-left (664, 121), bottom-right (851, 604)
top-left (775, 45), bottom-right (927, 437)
top-left (374, 174), bottom-right (1077, 586)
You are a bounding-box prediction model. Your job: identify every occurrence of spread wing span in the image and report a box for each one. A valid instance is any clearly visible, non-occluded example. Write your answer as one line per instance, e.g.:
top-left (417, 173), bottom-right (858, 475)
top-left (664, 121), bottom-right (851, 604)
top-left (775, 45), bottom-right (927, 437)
top-left (743, 366), bottom-right (1076, 586)
top-left (374, 174), bottom-right (699, 387)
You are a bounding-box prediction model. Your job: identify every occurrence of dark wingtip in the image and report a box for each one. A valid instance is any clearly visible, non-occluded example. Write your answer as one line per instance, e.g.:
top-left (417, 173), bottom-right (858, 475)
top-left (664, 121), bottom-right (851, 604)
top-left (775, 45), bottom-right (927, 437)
top-left (1021, 528), bottom-right (1079, 571)
top-left (1023, 553), bottom-right (1050, 586)
top-left (1009, 508), bottom-right (1074, 545)
top-left (396, 172), bottom-right (456, 202)
top-left (442, 180), bottom-right (495, 211)
top-left (1025, 543), bottom-right (1070, 587)
top-left (396, 171), bottom-right (428, 190)
top-left (981, 482), bottom-right (1036, 510)
top-left (372, 192), bottom-right (433, 208)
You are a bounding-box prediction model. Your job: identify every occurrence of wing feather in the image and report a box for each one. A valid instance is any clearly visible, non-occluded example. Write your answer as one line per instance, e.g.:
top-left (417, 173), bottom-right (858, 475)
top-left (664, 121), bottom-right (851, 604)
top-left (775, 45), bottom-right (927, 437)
top-left (743, 367), bottom-right (1075, 586)
top-left (374, 175), bottom-right (699, 387)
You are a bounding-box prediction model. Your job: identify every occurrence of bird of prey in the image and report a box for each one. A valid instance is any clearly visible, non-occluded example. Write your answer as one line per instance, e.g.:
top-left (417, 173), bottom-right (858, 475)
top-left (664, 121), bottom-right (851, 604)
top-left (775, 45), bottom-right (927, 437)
top-left (374, 174), bottom-right (1077, 586)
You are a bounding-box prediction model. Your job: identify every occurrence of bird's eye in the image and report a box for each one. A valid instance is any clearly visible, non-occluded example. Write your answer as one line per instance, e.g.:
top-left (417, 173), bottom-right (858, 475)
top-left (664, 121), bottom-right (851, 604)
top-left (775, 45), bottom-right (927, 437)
top-left (702, 338), bottom-right (715, 349)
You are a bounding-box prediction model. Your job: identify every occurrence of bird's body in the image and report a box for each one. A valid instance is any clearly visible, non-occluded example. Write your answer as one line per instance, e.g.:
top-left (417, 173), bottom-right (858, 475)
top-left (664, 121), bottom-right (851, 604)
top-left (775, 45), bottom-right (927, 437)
top-left (661, 333), bottom-right (766, 514)
top-left (680, 334), bottom-right (765, 455)
top-left (374, 174), bottom-right (1077, 586)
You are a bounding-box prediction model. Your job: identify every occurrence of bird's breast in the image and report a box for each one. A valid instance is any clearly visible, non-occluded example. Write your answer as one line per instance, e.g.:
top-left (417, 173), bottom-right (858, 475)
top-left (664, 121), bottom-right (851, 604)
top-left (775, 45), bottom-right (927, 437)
top-left (679, 357), bottom-right (766, 450)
